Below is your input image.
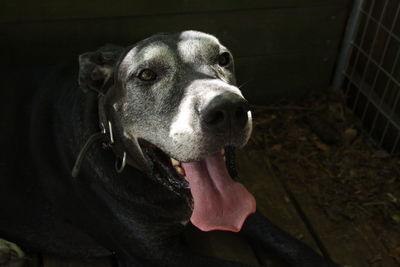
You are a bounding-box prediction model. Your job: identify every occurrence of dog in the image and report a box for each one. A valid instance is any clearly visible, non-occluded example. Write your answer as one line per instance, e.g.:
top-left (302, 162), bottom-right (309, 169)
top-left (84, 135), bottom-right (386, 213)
top-left (0, 31), bottom-right (340, 267)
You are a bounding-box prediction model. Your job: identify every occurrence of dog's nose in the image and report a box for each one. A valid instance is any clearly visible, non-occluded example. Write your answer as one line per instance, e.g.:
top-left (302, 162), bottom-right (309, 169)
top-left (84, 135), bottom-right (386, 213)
top-left (201, 92), bottom-right (249, 130)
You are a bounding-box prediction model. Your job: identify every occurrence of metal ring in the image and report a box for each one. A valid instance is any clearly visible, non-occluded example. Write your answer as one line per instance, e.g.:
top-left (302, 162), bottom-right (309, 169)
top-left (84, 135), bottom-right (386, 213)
top-left (115, 151), bottom-right (126, 173)
top-left (100, 123), bottom-right (106, 134)
top-left (108, 121), bottom-right (114, 144)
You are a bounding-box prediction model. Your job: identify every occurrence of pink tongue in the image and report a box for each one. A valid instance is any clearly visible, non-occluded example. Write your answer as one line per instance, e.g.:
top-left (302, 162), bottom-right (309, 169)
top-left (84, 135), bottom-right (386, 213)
top-left (181, 153), bottom-right (256, 232)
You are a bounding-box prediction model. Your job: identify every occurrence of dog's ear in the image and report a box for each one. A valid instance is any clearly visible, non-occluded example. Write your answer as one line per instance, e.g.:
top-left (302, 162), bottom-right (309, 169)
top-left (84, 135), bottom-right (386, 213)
top-left (78, 44), bottom-right (123, 93)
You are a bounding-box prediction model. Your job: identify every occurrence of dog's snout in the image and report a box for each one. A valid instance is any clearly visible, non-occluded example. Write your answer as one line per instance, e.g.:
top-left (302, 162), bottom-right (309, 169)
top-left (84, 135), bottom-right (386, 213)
top-left (201, 92), bottom-right (249, 130)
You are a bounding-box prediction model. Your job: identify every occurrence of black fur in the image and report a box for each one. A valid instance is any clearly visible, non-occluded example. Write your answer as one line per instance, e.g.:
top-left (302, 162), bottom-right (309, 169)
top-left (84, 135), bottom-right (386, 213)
top-left (0, 32), bottom-right (340, 267)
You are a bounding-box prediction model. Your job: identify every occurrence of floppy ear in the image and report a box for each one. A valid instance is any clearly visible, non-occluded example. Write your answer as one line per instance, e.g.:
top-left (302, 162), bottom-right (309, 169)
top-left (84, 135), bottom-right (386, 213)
top-left (78, 44), bottom-right (123, 93)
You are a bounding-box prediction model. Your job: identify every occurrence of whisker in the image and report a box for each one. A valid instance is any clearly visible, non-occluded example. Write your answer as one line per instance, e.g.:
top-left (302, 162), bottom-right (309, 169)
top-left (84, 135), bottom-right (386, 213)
top-left (238, 79), bottom-right (253, 89)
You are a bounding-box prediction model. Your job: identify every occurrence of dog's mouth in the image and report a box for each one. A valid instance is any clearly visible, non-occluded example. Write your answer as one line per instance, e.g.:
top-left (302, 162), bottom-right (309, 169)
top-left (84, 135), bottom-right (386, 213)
top-left (138, 139), bottom-right (256, 232)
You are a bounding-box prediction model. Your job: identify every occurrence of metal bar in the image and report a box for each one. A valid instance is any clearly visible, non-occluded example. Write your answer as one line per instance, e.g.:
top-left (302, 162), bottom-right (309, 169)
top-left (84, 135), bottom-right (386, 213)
top-left (351, 42), bottom-right (400, 88)
top-left (351, 0), bottom-right (390, 112)
top-left (379, 84), bottom-right (400, 146)
top-left (359, 8), bottom-right (400, 43)
top-left (339, 0), bottom-right (400, 155)
top-left (369, 47), bottom-right (400, 137)
top-left (361, 3), bottom-right (400, 124)
top-left (344, 72), bottom-right (400, 133)
top-left (352, 40), bottom-right (400, 148)
top-left (344, 0), bottom-right (375, 101)
top-left (391, 132), bottom-right (400, 154)
top-left (332, 0), bottom-right (365, 90)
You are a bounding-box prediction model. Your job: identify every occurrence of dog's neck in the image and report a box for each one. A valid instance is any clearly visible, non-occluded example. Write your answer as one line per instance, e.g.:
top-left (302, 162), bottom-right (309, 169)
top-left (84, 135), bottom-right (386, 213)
top-left (72, 89), bottom-right (145, 178)
top-left (72, 89), bottom-right (191, 199)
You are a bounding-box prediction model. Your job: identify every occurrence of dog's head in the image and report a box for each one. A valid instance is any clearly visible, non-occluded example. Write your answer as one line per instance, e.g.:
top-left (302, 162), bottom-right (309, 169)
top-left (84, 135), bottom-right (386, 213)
top-left (79, 31), bottom-right (255, 232)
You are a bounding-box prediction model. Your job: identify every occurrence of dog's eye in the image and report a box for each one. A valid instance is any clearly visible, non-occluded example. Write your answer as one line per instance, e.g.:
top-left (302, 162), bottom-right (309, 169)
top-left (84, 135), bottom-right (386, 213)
top-left (137, 69), bottom-right (157, 81)
top-left (218, 52), bottom-right (231, 67)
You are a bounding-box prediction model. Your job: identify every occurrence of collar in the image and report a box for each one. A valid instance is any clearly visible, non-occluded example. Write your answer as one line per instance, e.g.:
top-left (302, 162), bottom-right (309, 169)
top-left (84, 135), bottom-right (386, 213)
top-left (71, 93), bottom-right (127, 178)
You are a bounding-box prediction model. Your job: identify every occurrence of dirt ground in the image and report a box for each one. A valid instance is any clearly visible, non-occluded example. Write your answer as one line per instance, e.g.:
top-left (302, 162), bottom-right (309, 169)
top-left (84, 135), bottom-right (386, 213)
top-left (246, 90), bottom-right (400, 265)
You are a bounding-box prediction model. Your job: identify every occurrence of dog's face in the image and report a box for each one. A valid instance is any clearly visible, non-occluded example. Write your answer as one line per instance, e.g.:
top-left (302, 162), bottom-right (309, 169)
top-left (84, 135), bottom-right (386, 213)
top-left (110, 31), bottom-right (252, 162)
top-left (79, 31), bottom-right (256, 232)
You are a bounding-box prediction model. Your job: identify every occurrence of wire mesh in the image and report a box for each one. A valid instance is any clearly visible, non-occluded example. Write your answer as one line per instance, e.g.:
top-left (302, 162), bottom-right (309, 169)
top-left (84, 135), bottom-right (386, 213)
top-left (335, 0), bottom-right (400, 155)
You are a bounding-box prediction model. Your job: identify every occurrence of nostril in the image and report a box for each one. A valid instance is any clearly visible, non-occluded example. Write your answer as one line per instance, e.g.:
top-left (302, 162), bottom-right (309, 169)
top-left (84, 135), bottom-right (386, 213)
top-left (201, 92), bottom-right (249, 129)
top-left (204, 110), bottom-right (225, 125)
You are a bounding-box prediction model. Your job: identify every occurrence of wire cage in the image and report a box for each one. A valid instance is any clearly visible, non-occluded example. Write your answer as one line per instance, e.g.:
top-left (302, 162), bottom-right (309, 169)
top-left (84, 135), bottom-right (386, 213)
top-left (333, 0), bottom-right (400, 155)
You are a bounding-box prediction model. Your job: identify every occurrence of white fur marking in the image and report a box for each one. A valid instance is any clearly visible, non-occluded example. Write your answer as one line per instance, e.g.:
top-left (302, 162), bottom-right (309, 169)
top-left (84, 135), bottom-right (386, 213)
top-left (169, 96), bottom-right (194, 141)
top-left (177, 31), bottom-right (219, 63)
top-left (142, 43), bottom-right (175, 65)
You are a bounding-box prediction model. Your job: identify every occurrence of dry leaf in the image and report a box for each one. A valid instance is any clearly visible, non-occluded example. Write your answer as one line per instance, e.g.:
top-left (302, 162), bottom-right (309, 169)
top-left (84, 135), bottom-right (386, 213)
top-left (343, 128), bottom-right (358, 144)
top-left (389, 247), bottom-right (400, 261)
top-left (372, 150), bottom-right (391, 159)
top-left (312, 139), bottom-right (331, 152)
top-left (271, 144), bottom-right (283, 151)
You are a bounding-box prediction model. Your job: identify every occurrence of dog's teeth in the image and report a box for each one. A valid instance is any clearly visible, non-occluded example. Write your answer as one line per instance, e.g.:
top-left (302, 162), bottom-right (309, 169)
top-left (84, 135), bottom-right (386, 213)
top-left (175, 166), bottom-right (186, 176)
top-left (221, 148), bottom-right (225, 155)
top-left (223, 155), bottom-right (226, 162)
top-left (171, 158), bottom-right (180, 166)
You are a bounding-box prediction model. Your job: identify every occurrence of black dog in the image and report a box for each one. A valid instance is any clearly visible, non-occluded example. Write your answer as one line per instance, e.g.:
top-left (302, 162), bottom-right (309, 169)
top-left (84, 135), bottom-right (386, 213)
top-left (0, 31), bottom-right (340, 267)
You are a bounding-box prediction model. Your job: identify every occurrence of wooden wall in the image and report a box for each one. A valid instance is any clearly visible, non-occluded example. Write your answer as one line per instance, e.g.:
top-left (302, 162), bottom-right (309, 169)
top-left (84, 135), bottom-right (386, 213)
top-left (1, 0), bottom-right (352, 103)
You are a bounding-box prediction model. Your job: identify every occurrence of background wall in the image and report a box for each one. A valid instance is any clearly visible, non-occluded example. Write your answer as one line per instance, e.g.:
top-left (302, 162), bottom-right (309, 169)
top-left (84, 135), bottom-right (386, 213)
top-left (1, 0), bottom-right (352, 103)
